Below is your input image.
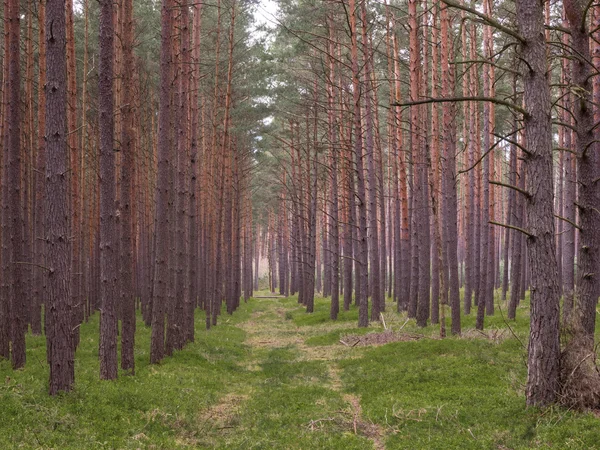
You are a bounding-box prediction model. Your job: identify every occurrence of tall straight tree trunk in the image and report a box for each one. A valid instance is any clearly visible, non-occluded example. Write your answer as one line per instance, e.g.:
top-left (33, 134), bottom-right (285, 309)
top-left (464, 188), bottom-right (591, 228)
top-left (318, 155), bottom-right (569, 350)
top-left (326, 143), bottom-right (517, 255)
top-left (467, 24), bottom-right (480, 316)
top-left (360, 0), bottom-right (382, 321)
top-left (45, 0), bottom-right (74, 394)
top-left (392, 31), bottom-right (410, 313)
top-left (151, 0), bottom-right (174, 363)
top-left (99, 0), bottom-right (118, 380)
top-left (562, 86), bottom-right (575, 321)
top-left (187, 0), bottom-right (203, 339)
top-left (476, 78), bottom-right (491, 330)
top-left (119, 0), bottom-right (135, 373)
top-left (440, 2), bottom-right (461, 334)
top-left (327, 18), bottom-right (340, 318)
top-left (32, 0), bottom-right (46, 336)
top-left (408, 0), bottom-right (430, 328)
top-left (342, 149), bottom-right (354, 310)
top-left (516, 0), bottom-right (561, 407)
top-left (386, 14), bottom-right (401, 311)
top-left (348, 0), bottom-right (369, 327)
top-left (4, 0), bottom-right (26, 369)
top-left (560, 28), bottom-right (577, 324)
top-left (23, 0), bottom-right (34, 336)
top-left (508, 148), bottom-right (525, 319)
top-left (429, 4), bottom-right (442, 326)
top-left (484, 2), bottom-right (496, 317)
top-left (565, 0), bottom-right (599, 338)
top-left (305, 112), bottom-right (318, 313)
top-left (80, 0), bottom-right (90, 322)
top-left (171, 0), bottom-right (192, 351)
top-left (501, 109), bottom-right (515, 303)
top-left (0, 0), bottom-right (10, 360)
top-left (66, 0), bottom-right (82, 350)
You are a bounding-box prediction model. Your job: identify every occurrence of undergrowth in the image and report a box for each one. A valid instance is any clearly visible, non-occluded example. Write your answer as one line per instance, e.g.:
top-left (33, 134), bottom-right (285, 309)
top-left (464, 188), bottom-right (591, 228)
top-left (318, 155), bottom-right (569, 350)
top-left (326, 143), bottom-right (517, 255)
top-left (0, 290), bottom-right (598, 449)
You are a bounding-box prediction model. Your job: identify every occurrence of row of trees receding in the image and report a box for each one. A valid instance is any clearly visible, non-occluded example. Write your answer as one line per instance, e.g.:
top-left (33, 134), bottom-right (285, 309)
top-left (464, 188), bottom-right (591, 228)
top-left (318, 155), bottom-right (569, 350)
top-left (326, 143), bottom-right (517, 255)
top-left (255, 0), bottom-right (600, 408)
top-left (1, 0), bottom-right (599, 410)
top-left (0, 0), bottom-right (266, 394)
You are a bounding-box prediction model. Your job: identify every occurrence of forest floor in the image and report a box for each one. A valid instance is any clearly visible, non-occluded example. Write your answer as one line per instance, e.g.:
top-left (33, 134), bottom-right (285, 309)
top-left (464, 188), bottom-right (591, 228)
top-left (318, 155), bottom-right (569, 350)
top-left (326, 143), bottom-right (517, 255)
top-left (1, 292), bottom-right (600, 449)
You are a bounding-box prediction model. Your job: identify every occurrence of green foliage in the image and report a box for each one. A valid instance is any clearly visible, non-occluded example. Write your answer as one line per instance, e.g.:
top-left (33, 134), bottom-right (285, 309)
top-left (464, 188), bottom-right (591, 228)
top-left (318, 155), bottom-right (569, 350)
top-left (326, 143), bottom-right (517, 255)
top-left (288, 296), bottom-right (360, 326)
top-left (1, 292), bottom-right (599, 449)
top-left (305, 327), bottom-right (373, 346)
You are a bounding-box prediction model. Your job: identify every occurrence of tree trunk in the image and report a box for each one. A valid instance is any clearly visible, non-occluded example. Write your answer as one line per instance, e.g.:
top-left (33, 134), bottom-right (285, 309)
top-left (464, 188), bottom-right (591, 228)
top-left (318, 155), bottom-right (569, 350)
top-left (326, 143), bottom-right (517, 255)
top-left (151, 0), bottom-right (174, 363)
top-left (119, 0), bottom-right (136, 373)
top-left (360, 1), bottom-right (382, 321)
top-left (99, 0), bottom-right (118, 380)
top-left (32, 0), bottom-right (46, 336)
top-left (565, 0), bottom-right (599, 338)
top-left (45, 0), bottom-right (75, 394)
top-left (516, 0), bottom-right (561, 407)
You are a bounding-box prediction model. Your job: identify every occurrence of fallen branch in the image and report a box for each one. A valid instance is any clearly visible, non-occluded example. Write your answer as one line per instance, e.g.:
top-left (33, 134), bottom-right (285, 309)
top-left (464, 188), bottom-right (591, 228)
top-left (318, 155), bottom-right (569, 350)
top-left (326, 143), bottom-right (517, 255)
top-left (380, 313), bottom-right (388, 330)
top-left (307, 417), bottom-right (336, 431)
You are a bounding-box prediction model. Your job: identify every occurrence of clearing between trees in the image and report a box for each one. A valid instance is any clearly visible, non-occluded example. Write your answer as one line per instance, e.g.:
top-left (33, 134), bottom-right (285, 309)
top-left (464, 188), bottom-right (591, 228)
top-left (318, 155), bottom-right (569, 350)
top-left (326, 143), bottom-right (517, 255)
top-left (1, 293), bottom-right (599, 449)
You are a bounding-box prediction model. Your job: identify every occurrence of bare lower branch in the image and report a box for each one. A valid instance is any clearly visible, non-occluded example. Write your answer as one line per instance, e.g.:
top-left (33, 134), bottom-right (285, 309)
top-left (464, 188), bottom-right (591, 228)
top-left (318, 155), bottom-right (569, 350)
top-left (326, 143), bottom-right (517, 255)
top-left (554, 214), bottom-right (582, 231)
top-left (553, 120), bottom-right (578, 132)
top-left (489, 221), bottom-right (534, 239)
top-left (12, 261), bottom-right (52, 272)
top-left (489, 180), bottom-right (532, 199)
top-left (392, 96), bottom-right (528, 117)
top-left (442, 0), bottom-right (525, 42)
top-left (492, 132), bottom-right (532, 156)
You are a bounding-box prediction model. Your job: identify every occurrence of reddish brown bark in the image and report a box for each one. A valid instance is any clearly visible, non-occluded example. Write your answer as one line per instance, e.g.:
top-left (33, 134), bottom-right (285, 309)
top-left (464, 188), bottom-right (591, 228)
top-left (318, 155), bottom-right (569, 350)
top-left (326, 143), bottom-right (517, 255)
top-left (99, 0), bottom-right (118, 380)
top-left (6, 0), bottom-right (26, 369)
top-left (45, 0), bottom-right (75, 394)
top-left (515, 0), bottom-right (561, 407)
top-left (151, 0), bottom-right (174, 362)
top-left (120, 0), bottom-right (136, 373)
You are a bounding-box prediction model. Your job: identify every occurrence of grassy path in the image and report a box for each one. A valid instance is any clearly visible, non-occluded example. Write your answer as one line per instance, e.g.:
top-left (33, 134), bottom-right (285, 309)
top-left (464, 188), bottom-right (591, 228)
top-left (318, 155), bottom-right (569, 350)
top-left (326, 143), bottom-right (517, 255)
top-left (1, 292), bottom-right (600, 449)
top-left (232, 296), bottom-right (385, 449)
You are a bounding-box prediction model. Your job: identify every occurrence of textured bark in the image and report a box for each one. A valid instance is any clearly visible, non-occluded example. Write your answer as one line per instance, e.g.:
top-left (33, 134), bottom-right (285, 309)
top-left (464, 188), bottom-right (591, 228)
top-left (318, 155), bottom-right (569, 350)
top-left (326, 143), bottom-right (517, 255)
top-left (188, 0), bottom-right (203, 337)
top-left (560, 21), bottom-right (575, 320)
top-left (120, 0), bottom-right (135, 373)
top-left (502, 116), bottom-right (515, 302)
top-left (392, 32), bottom-right (410, 313)
top-left (306, 120), bottom-right (318, 313)
top-left (99, 0), bottom-right (118, 380)
top-left (4, 0), bottom-right (26, 369)
top-left (278, 191), bottom-right (288, 296)
top-left (348, 0), bottom-right (369, 327)
top-left (45, 0), bottom-right (75, 394)
top-left (0, 0), bottom-right (10, 360)
top-left (151, 0), bottom-right (174, 363)
top-left (386, 9), bottom-right (401, 313)
top-left (66, 0), bottom-right (82, 351)
top-left (342, 122), bottom-right (354, 311)
top-left (476, 76), bottom-right (491, 330)
top-left (440, 2), bottom-right (460, 334)
top-left (516, 0), bottom-right (561, 407)
top-left (429, 5), bottom-right (441, 326)
top-left (483, 4), bottom-right (496, 318)
top-left (408, 0), bottom-right (430, 328)
top-left (32, 0), bottom-right (46, 336)
top-left (407, 0), bottom-right (420, 321)
top-left (322, 193), bottom-right (330, 297)
top-left (360, 1), bottom-right (382, 321)
top-left (81, 0), bottom-right (90, 322)
top-left (327, 19), bottom-right (340, 319)
top-left (23, 1), bottom-right (34, 336)
top-left (565, 0), bottom-right (599, 338)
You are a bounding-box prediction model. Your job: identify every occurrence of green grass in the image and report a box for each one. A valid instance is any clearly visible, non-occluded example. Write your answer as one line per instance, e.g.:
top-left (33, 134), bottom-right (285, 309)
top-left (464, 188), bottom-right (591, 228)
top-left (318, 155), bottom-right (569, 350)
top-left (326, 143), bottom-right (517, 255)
top-left (0, 290), bottom-right (598, 449)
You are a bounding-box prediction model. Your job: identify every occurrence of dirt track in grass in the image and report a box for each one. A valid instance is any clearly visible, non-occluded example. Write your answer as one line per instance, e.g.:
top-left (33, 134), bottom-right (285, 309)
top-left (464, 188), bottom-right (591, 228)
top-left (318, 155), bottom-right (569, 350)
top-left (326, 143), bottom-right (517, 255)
top-left (231, 296), bottom-right (387, 449)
